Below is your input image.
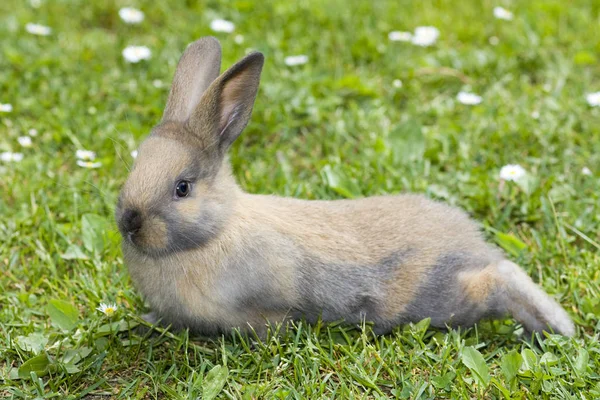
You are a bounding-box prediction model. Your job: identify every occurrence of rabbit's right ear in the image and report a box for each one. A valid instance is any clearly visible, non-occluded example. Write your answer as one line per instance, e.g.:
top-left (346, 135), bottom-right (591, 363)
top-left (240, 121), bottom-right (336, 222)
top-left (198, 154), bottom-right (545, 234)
top-left (162, 37), bottom-right (222, 122)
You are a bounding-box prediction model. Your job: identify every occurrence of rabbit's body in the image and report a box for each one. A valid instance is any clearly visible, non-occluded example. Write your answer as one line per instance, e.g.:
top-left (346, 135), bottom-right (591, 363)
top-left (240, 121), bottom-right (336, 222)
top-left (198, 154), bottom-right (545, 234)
top-left (117, 37), bottom-right (575, 337)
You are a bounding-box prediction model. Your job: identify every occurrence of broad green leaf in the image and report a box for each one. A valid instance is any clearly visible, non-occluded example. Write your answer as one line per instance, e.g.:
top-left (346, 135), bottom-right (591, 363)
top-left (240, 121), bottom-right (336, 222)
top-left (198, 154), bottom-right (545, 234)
top-left (542, 380), bottom-right (555, 393)
top-left (18, 353), bottom-right (50, 379)
top-left (500, 350), bottom-right (522, 382)
top-left (46, 299), bottom-right (79, 331)
top-left (574, 349), bottom-right (589, 376)
top-left (494, 231), bottom-right (527, 257)
top-left (61, 244), bottom-right (89, 260)
top-left (461, 346), bottom-right (490, 387)
top-left (203, 365), bottom-right (229, 400)
top-left (8, 367), bottom-right (20, 380)
top-left (521, 348), bottom-right (537, 371)
top-left (64, 363), bottom-right (81, 374)
top-left (334, 74), bottom-right (377, 97)
top-left (540, 352), bottom-right (559, 366)
top-left (431, 371), bottom-right (455, 389)
top-left (95, 320), bottom-right (139, 337)
top-left (82, 213), bottom-right (110, 253)
top-left (413, 317), bottom-right (431, 333)
top-left (15, 333), bottom-right (48, 354)
top-left (95, 337), bottom-right (109, 351)
top-left (321, 164), bottom-right (361, 198)
top-left (61, 347), bottom-right (92, 365)
top-left (548, 184), bottom-right (575, 203)
top-left (388, 120), bottom-right (425, 165)
top-left (574, 50), bottom-right (597, 65)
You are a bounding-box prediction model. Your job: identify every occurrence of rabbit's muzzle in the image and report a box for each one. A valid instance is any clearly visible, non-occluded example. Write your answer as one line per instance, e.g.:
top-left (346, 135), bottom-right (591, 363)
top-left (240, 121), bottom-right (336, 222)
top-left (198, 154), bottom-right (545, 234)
top-left (119, 208), bottom-right (143, 241)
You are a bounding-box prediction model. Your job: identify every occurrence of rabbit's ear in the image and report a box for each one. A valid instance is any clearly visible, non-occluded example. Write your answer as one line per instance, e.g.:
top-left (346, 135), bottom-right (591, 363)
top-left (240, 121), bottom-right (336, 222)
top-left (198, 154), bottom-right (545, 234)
top-left (188, 51), bottom-right (264, 152)
top-left (162, 37), bottom-right (222, 122)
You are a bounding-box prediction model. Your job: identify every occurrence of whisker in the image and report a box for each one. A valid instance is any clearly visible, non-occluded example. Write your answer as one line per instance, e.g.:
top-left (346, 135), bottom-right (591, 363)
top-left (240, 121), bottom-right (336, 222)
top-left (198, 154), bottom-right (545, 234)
top-left (108, 135), bottom-right (132, 173)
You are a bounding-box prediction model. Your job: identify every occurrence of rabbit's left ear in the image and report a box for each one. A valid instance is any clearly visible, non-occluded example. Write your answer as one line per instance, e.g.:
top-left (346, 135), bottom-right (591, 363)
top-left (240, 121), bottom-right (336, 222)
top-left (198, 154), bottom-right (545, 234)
top-left (187, 51), bottom-right (264, 153)
top-left (162, 37), bottom-right (222, 123)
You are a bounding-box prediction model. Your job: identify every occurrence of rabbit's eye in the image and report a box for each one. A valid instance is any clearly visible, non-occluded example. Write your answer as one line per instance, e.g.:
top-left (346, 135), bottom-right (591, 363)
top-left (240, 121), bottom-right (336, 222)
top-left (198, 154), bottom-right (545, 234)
top-left (175, 180), bottom-right (191, 198)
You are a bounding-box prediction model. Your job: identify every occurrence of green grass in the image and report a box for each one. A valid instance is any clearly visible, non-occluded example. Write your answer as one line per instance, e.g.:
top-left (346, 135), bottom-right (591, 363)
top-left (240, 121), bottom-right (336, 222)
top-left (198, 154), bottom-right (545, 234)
top-left (1, 0), bottom-right (600, 398)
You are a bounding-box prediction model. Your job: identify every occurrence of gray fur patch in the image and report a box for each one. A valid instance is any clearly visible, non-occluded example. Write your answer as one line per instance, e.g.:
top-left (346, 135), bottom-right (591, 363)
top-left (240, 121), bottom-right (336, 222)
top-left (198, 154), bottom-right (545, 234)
top-left (400, 253), bottom-right (496, 329)
top-left (163, 201), bottom-right (223, 253)
top-left (294, 249), bottom-right (412, 326)
top-left (215, 240), bottom-right (296, 314)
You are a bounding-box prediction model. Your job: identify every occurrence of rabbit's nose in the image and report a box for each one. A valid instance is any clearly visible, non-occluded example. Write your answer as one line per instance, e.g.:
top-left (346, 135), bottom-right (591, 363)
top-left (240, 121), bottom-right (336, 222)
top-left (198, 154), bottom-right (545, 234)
top-left (121, 208), bottom-right (143, 237)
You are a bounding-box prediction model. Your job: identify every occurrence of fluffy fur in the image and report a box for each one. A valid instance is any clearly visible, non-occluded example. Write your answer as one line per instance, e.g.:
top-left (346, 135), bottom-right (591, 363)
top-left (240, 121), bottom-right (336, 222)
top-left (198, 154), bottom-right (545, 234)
top-left (115, 37), bottom-right (575, 338)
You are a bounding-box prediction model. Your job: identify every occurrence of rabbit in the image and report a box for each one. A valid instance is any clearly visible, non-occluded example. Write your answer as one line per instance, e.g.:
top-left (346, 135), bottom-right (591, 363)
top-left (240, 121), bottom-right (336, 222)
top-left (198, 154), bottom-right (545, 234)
top-left (115, 36), bottom-right (575, 338)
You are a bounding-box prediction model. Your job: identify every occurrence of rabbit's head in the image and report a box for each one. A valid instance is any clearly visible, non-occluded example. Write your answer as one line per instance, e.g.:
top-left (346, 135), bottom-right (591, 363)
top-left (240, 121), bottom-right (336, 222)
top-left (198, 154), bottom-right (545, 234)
top-left (116, 37), bottom-right (264, 257)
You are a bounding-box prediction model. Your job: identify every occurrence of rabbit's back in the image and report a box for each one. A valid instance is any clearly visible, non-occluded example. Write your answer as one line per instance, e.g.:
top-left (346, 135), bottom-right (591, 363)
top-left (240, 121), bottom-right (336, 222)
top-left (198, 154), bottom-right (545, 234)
top-left (233, 193), bottom-right (504, 332)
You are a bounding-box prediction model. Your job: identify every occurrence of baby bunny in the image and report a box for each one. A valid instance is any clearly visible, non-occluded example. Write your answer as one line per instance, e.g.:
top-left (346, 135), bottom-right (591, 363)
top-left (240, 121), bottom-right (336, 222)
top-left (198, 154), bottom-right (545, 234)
top-left (116, 37), bottom-right (575, 338)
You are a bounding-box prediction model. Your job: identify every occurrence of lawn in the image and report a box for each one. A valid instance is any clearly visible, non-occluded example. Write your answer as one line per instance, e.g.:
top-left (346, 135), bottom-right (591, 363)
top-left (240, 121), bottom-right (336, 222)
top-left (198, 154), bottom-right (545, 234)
top-left (1, 0), bottom-right (600, 398)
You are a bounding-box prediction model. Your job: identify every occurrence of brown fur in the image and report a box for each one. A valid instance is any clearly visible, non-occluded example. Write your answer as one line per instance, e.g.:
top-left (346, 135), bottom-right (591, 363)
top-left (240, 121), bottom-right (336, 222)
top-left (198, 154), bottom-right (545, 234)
top-left (116, 37), bottom-right (575, 338)
top-left (460, 264), bottom-right (498, 303)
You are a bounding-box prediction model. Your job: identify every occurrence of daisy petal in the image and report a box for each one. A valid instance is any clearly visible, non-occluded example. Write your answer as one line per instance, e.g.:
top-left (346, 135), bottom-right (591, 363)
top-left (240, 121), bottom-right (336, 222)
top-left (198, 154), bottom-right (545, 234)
top-left (122, 46), bottom-right (152, 63)
top-left (119, 7), bottom-right (145, 24)
top-left (493, 6), bottom-right (514, 21)
top-left (499, 164), bottom-right (526, 181)
top-left (25, 23), bottom-right (52, 36)
top-left (0, 103), bottom-right (13, 112)
top-left (1, 152), bottom-right (24, 162)
top-left (457, 91), bottom-right (482, 105)
top-left (97, 302), bottom-right (118, 316)
top-left (585, 92), bottom-right (600, 107)
top-left (77, 160), bottom-right (102, 169)
top-left (210, 19), bottom-right (235, 33)
top-left (18, 136), bottom-right (32, 147)
top-left (411, 26), bottom-right (439, 47)
top-left (284, 55), bottom-right (309, 66)
top-left (76, 149), bottom-right (96, 160)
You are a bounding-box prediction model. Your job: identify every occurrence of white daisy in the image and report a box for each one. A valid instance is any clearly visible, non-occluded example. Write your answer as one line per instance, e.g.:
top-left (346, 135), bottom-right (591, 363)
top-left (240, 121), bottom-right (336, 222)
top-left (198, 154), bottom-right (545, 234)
top-left (284, 55), bottom-right (308, 66)
top-left (489, 36), bottom-right (500, 46)
top-left (18, 136), bottom-right (32, 147)
top-left (76, 149), bottom-right (96, 161)
top-left (28, 128), bottom-right (38, 136)
top-left (586, 92), bottom-right (600, 107)
top-left (96, 303), bottom-right (118, 316)
top-left (457, 91), bottom-right (482, 105)
top-left (388, 31), bottom-right (412, 42)
top-left (152, 79), bottom-right (163, 88)
top-left (411, 26), bottom-right (439, 47)
top-left (1, 152), bottom-right (24, 162)
top-left (131, 150), bottom-right (138, 158)
top-left (531, 110), bottom-right (540, 119)
top-left (493, 6), bottom-right (514, 21)
top-left (25, 23), bottom-right (51, 36)
top-left (0, 103), bottom-right (13, 112)
top-left (234, 34), bottom-right (244, 44)
top-left (500, 164), bottom-right (526, 181)
top-left (582, 167), bottom-right (592, 176)
top-left (118, 7), bottom-right (144, 24)
top-left (210, 19), bottom-right (235, 33)
top-left (122, 45), bottom-right (152, 63)
top-left (77, 160), bottom-right (102, 169)
top-left (393, 79), bottom-right (403, 88)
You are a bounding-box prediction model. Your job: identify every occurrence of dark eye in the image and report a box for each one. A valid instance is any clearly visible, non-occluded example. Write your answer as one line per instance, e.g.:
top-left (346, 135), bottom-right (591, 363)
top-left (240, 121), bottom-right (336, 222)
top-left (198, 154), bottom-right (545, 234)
top-left (175, 180), bottom-right (191, 198)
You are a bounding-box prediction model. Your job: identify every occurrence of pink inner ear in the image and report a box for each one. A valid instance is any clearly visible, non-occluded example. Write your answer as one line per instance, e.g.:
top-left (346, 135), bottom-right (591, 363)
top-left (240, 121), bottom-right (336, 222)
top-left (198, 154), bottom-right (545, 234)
top-left (218, 104), bottom-right (241, 137)
top-left (217, 70), bottom-right (252, 135)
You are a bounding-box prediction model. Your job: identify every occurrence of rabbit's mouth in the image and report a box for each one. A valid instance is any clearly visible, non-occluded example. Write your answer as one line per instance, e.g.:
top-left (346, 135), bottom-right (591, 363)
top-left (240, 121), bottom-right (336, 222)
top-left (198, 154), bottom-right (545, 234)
top-left (118, 210), bottom-right (172, 257)
top-left (119, 211), bottom-right (219, 258)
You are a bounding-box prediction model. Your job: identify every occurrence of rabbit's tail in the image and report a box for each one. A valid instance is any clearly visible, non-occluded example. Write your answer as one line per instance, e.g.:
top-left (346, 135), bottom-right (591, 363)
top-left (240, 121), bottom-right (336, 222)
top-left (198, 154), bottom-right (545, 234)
top-left (492, 260), bottom-right (575, 336)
